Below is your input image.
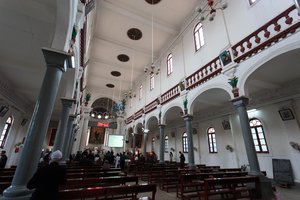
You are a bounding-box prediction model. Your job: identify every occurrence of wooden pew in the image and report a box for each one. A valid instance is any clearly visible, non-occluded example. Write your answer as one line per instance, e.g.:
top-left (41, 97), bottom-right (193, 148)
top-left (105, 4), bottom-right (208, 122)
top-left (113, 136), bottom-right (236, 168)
top-left (59, 183), bottom-right (157, 200)
top-left (105, 183), bottom-right (157, 200)
top-left (178, 171), bottom-right (248, 199)
top-left (66, 171), bottom-right (122, 179)
top-left (160, 169), bottom-right (179, 192)
top-left (200, 176), bottom-right (261, 200)
top-left (182, 176), bottom-right (260, 200)
top-left (61, 176), bottom-right (139, 189)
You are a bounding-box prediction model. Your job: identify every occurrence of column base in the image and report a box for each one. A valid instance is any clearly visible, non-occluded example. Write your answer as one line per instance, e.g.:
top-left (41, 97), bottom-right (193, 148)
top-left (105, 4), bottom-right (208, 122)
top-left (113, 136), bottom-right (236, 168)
top-left (248, 173), bottom-right (274, 200)
top-left (1, 185), bottom-right (32, 200)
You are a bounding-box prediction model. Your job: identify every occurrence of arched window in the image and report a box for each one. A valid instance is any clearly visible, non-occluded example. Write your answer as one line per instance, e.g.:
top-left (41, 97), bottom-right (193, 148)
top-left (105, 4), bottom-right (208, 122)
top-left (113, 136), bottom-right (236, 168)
top-left (182, 132), bottom-right (188, 153)
top-left (249, 118), bottom-right (269, 153)
top-left (167, 53), bottom-right (173, 75)
top-left (0, 116), bottom-right (13, 148)
top-left (165, 135), bottom-right (169, 152)
top-left (150, 72), bottom-right (155, 90)
top-left (207, 127), bottom-right (217, 153)
top-left (194, 22), bottom-right (205, 51)
top-left (151, 137), bottom-right (155, 151)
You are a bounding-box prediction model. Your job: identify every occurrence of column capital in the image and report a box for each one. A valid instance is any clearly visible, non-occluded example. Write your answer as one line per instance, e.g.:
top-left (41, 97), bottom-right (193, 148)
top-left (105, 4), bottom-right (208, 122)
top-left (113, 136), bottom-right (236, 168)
top-left (42, 47), bottom-right (72, 72)
top-left (182, 114), bottom-right (193, 121)
top-left (231, 96), bottom-right (249, 108)
top-left (61, 98), bottom-right (76, 107)
top-left (158, 124), bottom-right (166, 128)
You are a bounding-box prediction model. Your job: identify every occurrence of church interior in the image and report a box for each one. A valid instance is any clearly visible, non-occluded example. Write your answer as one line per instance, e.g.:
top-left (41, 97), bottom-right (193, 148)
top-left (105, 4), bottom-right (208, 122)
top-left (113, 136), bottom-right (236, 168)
top-left (1, 0), bottom-right (300, 199)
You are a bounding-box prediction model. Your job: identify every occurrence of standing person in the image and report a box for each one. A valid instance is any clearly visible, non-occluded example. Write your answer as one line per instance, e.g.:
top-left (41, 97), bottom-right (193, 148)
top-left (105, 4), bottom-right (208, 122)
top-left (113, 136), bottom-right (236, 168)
top-left (0, 150), bottom-right (8, 168)
top-left (169, 151), bottom-right (173, 163)
top-left (27, 150), bottom-right (66, 200)
top-left (179, 151), bottom-right (185, 169)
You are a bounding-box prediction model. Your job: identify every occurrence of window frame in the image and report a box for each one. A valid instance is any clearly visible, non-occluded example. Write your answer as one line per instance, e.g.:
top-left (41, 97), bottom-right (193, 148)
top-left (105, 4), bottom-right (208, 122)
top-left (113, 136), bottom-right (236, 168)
top-left (182, 132), bottom-right (188, 153)
top-left (194, 22), bottom-right (205, 52)
top-left (167, 53), bottom-right (173, 76)
top-left (150, 72), bottom-right (155, 91)
top-left (0, 116), bottom-right (13, 148)
top-left (207, 127), bottom-right (217, 153)
top-left (249, 118), bottom-right (269, 153)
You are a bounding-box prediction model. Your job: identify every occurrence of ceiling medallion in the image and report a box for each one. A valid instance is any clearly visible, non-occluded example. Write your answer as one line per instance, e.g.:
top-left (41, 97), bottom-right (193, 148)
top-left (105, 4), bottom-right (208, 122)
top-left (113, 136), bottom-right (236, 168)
top-left (145, 0), bottom-right (161, 4)
top-left (106, 84), bottom-right (115, 88)
top-left (117, 54), bottom-right (130, 62)
top-left (127, 28), bottom-right (142, 40)
top-left (111, 71), bottom-right (121, 77)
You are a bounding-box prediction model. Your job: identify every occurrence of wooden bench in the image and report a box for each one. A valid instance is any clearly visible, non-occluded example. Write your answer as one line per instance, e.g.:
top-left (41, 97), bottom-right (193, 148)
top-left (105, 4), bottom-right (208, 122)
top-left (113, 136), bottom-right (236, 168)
top-left (178, 172), bottom-right (248, 200)
top-left (160, 169), bottom-right (179, 192)
top-left (59, 183), bottom-right (157, 200)
top-left (66, 171), bottom-right (123, 179)
top-left (183, 176), bottom-right (260, 200)
top-left (61, 176), bottom-right (139, 189)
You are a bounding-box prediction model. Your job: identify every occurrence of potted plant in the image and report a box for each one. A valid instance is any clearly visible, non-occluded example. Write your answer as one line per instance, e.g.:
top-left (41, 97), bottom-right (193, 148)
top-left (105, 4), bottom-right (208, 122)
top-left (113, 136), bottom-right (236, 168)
top-left (85, 92), bottom-right (91, 106)
top-left (14, 142), bottom-right (22, 153)
top-left (179, 80), bottom-right (186, 91)
top-left (228, 76), bottom-right (239, 97)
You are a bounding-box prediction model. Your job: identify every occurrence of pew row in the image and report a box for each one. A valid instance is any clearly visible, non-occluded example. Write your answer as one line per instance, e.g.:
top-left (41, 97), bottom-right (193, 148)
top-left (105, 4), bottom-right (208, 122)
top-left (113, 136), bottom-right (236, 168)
top-left (59, 183), bottom-right (157, 200)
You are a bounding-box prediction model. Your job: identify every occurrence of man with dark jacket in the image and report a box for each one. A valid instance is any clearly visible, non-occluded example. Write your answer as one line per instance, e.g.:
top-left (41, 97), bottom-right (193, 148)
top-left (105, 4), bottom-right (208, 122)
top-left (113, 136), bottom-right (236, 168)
top-left (27, 150), bottom-right (66, 200)
top-left (0, 150), bottom-right (7, 168)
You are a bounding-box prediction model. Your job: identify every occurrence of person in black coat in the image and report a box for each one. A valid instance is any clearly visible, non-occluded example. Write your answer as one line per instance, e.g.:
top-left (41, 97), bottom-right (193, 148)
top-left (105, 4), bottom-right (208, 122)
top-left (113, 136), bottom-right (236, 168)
top-left (0, 150), bottom-right (7, 168)
top-left (27, 150), bottom-right (66, 200)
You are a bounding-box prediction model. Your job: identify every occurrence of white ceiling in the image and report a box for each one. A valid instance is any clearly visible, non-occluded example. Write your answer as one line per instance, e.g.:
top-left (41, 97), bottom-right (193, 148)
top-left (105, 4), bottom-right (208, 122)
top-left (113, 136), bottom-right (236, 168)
top-left (87, 0), bottom-right (200, 98)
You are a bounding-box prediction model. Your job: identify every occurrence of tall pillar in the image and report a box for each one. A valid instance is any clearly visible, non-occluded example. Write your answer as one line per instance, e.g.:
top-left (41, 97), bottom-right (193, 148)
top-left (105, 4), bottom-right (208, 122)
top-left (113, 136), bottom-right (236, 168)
top-left (79, 113), bottom-right (90, 151)
top-left (142, 131), bottom-right (148, 156)
top-left (158, 124), bottom-right (165, 163)
top-left (2, 48), bottom-right (71, 200)
top-left (232, 96), bottom-right (273, 199)
top-left (183, 115), bottom-right (195, 169)
top-left (52, 98), bottom-right (75, 152)
top-left (231, 97), bottom-right (261, 175)
top-left (67, 124), bottom-right (77, 158)
top-left (61, 114), bottom-right (76, 160)
top-left (72, 116), bottom-right (84, 153)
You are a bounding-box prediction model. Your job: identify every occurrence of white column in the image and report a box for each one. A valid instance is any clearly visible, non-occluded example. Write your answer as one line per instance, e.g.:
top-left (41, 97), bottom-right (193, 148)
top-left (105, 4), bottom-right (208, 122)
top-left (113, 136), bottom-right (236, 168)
top-left (79, 108), bottom-right (91, 151)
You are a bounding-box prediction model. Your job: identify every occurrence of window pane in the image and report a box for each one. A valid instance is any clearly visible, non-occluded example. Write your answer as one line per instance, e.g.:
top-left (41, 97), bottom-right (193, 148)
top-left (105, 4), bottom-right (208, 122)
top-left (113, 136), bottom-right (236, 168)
top-left (261, 146), bottom-right (267, 152)
top-left (255, 146), bottom-right (260, 151)
top-left (253, 140), bottom-right (258, 145)
top-left (258, 133), bottom-right (264, 139)
top-left (199, 28), bottom-right (205, 46)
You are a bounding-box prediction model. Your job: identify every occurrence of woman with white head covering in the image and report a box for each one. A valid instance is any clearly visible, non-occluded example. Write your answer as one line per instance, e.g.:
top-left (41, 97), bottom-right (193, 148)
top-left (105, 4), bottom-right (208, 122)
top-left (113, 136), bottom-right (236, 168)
top-left (27, 150), bottom-right (66, 200)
